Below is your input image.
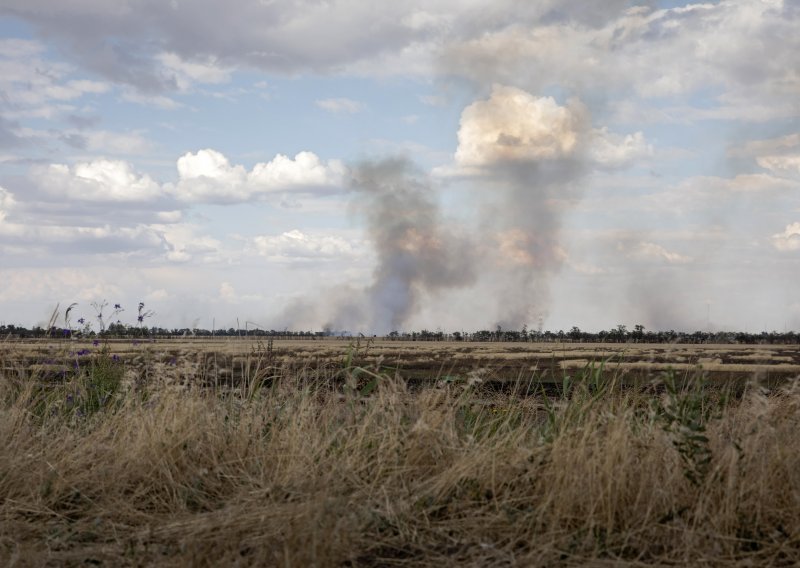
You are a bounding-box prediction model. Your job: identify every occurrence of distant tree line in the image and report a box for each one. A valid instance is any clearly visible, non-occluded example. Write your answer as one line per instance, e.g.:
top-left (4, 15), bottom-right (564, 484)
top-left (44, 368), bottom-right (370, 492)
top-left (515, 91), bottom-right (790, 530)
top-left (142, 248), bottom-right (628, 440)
top-left (1, 322), bottom-right (798, 345)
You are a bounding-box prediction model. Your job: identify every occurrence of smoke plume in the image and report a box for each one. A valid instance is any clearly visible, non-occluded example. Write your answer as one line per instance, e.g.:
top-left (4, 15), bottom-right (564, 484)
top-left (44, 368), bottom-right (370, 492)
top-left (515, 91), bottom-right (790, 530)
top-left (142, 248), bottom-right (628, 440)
top-left (271, 157), bottom-right (476, 334)
top-left (346, 158), bottom-right (476, 333)
top-left (453, 85), bottom-right (593, 328)
top-left (272, 86), bottom-right (646, 333)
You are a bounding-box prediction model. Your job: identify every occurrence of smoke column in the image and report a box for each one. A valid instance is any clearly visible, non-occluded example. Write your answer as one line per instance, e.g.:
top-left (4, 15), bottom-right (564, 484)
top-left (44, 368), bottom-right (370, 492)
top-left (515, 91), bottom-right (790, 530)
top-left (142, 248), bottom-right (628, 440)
top-left (453, 85), bottom-right (592, 328)
top-left (345, 158), bottom-right (476, 334)
top-left (275, 87), bottom-right (642, 334)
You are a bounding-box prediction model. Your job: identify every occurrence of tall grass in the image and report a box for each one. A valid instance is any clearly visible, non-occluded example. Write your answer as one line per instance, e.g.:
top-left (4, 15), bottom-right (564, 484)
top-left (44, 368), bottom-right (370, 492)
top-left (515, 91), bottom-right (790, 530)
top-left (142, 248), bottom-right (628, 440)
top-left (2, 353), bottom-right (800, 566)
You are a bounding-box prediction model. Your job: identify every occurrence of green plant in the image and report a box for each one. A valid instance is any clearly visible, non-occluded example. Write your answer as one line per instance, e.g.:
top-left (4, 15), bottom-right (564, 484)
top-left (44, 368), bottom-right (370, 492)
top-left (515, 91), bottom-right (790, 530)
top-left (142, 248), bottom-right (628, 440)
top-left (66, 343), bottom-right (125, 417)
top-left (652, 371), bottom-right (713, 486)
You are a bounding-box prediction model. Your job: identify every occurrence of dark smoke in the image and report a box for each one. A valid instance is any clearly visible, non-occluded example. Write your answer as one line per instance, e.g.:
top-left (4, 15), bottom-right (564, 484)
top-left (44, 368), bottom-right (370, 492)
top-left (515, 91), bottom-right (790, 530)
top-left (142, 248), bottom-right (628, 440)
top-left (270, 157), bottom-right (476, 334)
top-left (346, 158), bottom-right (476, 333)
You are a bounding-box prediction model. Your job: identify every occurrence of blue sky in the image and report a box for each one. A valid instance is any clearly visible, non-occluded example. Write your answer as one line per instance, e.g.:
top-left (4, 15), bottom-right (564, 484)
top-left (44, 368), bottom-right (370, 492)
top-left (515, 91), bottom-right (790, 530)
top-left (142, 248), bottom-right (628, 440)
top-left (0, 0), bottom-right (798, 333)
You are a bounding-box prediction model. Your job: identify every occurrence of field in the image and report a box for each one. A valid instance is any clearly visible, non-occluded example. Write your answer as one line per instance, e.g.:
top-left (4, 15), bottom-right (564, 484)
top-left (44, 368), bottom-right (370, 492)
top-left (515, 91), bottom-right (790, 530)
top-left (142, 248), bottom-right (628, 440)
top-left (5, 337), bottom-right (800, 389)
top-left (3, 338), bottom-right (800, 566)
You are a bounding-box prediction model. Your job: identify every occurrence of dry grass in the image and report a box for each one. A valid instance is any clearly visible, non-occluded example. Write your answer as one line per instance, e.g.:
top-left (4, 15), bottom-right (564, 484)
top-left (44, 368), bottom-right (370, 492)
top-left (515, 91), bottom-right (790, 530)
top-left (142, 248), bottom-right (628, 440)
top-left (3, 346), bottom-right (800, 566)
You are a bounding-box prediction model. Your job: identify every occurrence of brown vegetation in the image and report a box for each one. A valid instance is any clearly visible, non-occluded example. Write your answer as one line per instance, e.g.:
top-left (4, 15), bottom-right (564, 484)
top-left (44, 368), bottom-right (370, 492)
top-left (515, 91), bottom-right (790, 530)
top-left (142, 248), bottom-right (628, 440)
top-left (2, 341), bottom-right (800, 565)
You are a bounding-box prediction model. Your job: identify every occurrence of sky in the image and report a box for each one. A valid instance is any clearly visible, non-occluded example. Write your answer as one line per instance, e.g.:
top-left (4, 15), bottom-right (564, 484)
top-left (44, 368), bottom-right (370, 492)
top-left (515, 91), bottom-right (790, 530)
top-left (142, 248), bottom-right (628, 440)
top-left (0, 0), bottom-right (798, 333)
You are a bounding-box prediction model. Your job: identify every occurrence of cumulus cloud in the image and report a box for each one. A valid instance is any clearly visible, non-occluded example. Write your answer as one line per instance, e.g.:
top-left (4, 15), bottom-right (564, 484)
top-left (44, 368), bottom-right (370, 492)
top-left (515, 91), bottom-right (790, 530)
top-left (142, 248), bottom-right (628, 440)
top-left (455, 85), bottom-right (585, 167)
top-left (451, 85), bottom-right (649, 173)
top-left (173, 149), bottom-right (347, 203)
top-left (772, 222), bottom-right (800, 252)
top-left (17, 148), bottom-right (346, 209)
top-left (315, 98), bottom-right (363, 114)
top-left (32, 159), bottom-right (163, 202)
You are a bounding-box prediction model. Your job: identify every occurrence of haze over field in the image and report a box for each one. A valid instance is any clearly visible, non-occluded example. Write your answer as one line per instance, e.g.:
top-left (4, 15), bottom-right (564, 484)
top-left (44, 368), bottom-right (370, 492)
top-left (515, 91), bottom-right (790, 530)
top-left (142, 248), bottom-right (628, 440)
top-left (0, 0), bottom-right (798, 333)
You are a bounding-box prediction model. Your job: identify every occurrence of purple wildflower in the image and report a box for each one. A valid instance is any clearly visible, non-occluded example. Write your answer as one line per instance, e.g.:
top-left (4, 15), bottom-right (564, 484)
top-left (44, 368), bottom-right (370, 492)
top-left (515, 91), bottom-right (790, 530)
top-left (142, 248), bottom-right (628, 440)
top-left (112, 354), bottom-right (120, 363)
top-left (78, 318), bottom-right (85, 324)
top-left (93, 340), bottom-right (100, 347)
top-left (77, 349), bottom-right (90, 356)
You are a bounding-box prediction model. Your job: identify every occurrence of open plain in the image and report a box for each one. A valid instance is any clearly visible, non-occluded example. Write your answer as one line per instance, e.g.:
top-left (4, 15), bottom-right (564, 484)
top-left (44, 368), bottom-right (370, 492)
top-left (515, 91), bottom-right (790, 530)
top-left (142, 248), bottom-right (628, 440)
top-left (4, 337), bottom-right (800, 390)
top-left (4, 337), bottom-right (800, 565)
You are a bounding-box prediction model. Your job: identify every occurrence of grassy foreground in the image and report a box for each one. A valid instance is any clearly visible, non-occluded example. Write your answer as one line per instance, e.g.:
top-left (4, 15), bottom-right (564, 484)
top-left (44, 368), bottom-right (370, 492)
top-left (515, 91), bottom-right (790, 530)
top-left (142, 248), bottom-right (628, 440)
top-left (2, 353), bottom-right (800, 566)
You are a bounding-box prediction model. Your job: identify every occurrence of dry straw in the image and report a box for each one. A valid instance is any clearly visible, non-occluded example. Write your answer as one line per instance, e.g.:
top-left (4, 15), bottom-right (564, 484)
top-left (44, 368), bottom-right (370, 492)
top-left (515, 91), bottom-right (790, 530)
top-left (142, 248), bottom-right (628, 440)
top-left (2, 346), bottom-right (800, 566)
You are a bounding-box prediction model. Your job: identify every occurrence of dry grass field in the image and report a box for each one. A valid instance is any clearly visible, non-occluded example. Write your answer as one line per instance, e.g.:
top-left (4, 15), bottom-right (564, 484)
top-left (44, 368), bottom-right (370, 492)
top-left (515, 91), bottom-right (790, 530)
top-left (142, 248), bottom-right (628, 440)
top-left (4, 337), bottom-right (800, 389)
top-left (3, 338), bottom-right (800, 566)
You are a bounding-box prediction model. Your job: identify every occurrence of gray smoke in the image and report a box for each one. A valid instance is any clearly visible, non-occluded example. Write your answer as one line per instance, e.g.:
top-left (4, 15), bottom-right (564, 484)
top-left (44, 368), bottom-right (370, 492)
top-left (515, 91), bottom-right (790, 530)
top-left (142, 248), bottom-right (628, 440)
top-left (346, 158), bottom-right (476, 334)
top-left (477, 158), bottom-right (587, 330)
top-left (269, 157), bottom-right (476, 334)
top-left (448, 85), bottom-right (593, 329)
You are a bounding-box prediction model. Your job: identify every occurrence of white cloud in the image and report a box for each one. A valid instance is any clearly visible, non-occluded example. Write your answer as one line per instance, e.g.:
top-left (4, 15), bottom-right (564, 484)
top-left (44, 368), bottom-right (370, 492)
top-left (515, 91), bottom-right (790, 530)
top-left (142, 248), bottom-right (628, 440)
top-left (252, 229), bottom-right (359, 261)
top-left (151, 223), bottom-right (223, 263)
top-left (590, 128), bottom-right (652, 168)
top-left (173, 149), bottom-right (347, 203)
top-left (731, 134), bottom-right (800, 175)
top-left (249, 152), bottom-right (347, 189)
top-left (450, 85), bottom-right (650, 173)
top-left (0, 38), bottom-right (44, 59)
top-left (315, 98), bottom-right (364, 114)
top-left (442, 1), bottom-right (800, 122)
top-left (0, 220), bottom-right (163, 256)
top-left (0, 186), bottom-right (16, 221)
top-left (157, 52), bottom-right (232, 91)
top-left (0, 39), bottom-right (110, 118)
top-left (32, 159), bottom-right (164, 202)
top-left (736, 134), bottom-right (800, 158)
top-left (455, 85), bottom-right (585, 167)
top-left (154, 210), bottom-right (182, 223)
top-left (772, 222), bottom-right (800, 252)
top-left (757, 155), bottom-right (800, 174)
top-left (18, 148), bottom-right (345, 209)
